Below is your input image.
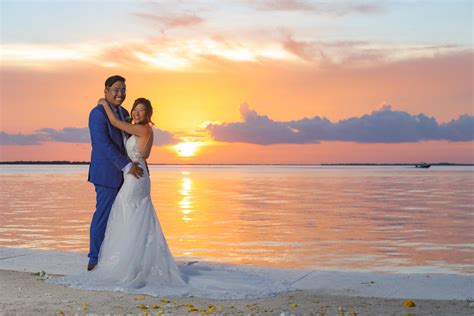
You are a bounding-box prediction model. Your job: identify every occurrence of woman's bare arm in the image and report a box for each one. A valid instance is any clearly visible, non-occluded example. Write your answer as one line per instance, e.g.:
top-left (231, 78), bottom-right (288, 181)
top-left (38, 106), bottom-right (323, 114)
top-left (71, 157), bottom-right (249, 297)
top-left (98, 99), bottom-right (149, 137)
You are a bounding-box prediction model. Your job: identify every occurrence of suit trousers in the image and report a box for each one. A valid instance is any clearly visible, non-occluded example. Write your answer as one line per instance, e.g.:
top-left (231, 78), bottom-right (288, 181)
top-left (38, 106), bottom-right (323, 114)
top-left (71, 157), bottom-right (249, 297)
top-left (88, 184), bottom-right (120, 264)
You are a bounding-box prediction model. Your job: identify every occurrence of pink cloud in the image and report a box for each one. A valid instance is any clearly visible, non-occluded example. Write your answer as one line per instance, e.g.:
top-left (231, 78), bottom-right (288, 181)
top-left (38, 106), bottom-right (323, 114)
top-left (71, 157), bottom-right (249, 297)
top-left (281, 34), bottom-right (468, 68)
top-left (134, 13), bottom-right (204, 30)
top-left (253, 0), bottom-right (383, 16)
top-left (257, 0), bottom-right (314, 11)
top-left (282, 35), bottom-right (328, 62)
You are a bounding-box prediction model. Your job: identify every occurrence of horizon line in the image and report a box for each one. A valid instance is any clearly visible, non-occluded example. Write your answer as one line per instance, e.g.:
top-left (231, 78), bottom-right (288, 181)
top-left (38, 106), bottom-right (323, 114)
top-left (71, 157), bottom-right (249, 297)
top-left (0, 161), bottom-right (473, 166)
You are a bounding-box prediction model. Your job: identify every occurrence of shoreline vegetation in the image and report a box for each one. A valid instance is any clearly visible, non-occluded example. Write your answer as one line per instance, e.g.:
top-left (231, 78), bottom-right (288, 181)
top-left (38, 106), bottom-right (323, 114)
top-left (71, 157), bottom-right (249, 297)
top-left (0, 161), bottom-right (472, 166)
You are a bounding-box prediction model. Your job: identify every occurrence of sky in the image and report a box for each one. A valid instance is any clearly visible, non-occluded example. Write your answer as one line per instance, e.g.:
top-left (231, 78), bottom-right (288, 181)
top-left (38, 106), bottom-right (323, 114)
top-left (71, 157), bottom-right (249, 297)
top-left (0, 0), bottom-right (473, 163)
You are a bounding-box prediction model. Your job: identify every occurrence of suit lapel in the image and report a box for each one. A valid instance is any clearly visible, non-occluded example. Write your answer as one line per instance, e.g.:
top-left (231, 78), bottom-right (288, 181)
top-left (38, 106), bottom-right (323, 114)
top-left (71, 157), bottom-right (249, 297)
top-left (106, 114), bottom-right (125, 153)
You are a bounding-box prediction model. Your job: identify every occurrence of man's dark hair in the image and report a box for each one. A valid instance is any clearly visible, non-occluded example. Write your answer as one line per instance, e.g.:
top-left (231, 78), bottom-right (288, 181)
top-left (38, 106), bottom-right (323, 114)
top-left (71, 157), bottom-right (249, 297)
top-left (105, 75), bottom-right (126, 88)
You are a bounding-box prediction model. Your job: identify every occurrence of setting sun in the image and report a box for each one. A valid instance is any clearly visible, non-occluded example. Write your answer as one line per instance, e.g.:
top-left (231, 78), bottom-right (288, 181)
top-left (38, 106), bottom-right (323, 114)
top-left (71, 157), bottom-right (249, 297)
top-left (173, 142), bottom-right (202, 157)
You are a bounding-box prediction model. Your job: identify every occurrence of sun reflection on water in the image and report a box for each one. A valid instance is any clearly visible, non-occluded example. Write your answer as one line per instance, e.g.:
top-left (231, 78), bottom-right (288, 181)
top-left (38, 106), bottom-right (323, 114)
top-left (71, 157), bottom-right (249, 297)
top-left (179, 173), bottom-right (194, 222)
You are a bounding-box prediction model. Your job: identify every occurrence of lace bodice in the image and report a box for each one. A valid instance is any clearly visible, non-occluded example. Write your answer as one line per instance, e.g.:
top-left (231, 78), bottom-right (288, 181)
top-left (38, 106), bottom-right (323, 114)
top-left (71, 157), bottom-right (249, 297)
top-left (126, 135), bottom-right (144, 162)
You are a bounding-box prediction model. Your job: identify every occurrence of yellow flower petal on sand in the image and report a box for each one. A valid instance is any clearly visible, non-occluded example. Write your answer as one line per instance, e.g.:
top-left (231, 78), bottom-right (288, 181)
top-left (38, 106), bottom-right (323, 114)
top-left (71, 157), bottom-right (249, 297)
top-left (151, 304), bottom-right (161, 309)
top-left (189, 307), bottom-right (199, 312)
top-left (134, 296), bottom-right (145, 300)
top-left (82, 303), bottom-right (89, 310)
top-left (290, 303), bottom-right (299, 308)
top-left (56, 310), bottom-right (65, 316)
top-left (403, 300), bottom-right (416, 308)
top-left (160, 298), bottom-right (170, 303)
top-left (136, 304), bottom-right (148, 309)
top-left (348, 309), bottom-right (357, 316)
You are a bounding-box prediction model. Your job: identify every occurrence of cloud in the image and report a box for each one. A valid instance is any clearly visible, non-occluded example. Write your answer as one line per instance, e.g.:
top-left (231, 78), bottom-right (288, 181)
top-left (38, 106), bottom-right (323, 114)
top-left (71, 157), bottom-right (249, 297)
top-left (206, 103), bottom-right (474, 144)
top-left (0, 127), bottom-right (90, 146)
top-left (206, 103), bottom-right (304, 144)
top-left (0, 132), bottom-right (44, 146)
top-left (134, 13), bottom-right (204, 30)
top-left (438, 114), bottom-right (474, 142)
top-left (99, 44), bottom-right (144, 67)
top-left (1, 34), bottom-right (469, 72)
top-left (282, 35), bottom-right (329, 62)
top-left (38, 127), bottom-right (90, 143)
top-left (256, 0), bottom-right (314, 11)
top-left (252, 0), bottom-right (383, 16)
top-left (280, 34), bottom-right (467, 67)
top-left (1, 127), bottom-right (179, 146)
top-left (152, 128), bottom-right (179, 146)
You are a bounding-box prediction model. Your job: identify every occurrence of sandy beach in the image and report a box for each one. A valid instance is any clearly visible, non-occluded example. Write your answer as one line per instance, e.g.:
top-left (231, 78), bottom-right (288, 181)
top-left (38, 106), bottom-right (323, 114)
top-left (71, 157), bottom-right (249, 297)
top-left (1, 248), bottom-right (473, 315)
top-left (0, 271), bottom-right (474, 315)
top-left (1, 270), bottom-right (473, 315)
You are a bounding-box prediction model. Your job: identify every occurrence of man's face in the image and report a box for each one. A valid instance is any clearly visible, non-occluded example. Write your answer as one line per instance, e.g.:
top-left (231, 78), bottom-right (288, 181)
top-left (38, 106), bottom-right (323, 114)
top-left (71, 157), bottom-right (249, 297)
top-left (104, 81), bottom-right (126, 107)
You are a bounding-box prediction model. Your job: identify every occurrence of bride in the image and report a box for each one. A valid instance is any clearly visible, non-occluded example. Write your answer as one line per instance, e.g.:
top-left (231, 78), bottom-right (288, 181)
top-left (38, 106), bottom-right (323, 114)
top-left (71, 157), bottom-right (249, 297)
top-left (48, 98), bottom-right (293, 299)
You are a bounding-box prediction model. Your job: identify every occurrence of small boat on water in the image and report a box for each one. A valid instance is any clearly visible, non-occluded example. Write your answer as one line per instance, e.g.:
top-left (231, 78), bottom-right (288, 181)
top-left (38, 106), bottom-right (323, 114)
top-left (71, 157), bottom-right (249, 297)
top-left (415, 162), bottom-right (431, 168)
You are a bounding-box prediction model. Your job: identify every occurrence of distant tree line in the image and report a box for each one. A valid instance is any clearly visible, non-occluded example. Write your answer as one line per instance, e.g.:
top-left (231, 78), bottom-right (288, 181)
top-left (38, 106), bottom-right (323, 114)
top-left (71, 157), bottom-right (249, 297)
top-left (0, 161), bottom-right (471, 166)
top-left (0, 161), bottom-right (90, 165)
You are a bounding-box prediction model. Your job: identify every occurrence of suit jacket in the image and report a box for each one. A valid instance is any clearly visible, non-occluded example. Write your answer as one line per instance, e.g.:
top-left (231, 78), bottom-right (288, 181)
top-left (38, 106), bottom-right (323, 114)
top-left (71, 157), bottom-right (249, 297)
top-left (88, 104), bottom-right (130, 188)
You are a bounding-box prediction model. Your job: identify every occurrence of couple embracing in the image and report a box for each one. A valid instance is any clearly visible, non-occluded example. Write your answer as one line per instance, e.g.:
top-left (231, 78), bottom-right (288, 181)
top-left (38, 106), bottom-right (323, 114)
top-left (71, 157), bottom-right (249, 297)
top-left (49, 75), bottom-right (293, 298)
top-left (84, 75), bottom-right (185, 288)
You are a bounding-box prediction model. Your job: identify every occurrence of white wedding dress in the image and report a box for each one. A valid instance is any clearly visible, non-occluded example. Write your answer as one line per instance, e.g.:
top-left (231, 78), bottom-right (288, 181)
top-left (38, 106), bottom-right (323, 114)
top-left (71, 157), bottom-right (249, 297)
top-left (48, 136), bottom-right (293, 299)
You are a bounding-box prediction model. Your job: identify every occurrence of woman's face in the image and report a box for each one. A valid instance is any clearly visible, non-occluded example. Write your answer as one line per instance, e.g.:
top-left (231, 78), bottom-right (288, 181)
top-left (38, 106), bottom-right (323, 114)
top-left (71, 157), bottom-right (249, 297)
top-left (132, 104), bottom-right (148, 124)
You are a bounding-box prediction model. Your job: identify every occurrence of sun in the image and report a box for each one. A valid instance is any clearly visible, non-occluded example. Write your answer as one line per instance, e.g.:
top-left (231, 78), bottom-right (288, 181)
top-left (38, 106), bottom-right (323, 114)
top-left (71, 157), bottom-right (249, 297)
top-left (173, 142), bottom-right (201, 157)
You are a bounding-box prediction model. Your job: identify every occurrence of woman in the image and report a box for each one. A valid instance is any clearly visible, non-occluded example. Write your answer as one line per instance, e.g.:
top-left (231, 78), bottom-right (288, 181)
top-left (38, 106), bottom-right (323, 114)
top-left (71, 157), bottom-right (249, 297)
top-left (48, 98), bottom-right (293, 298)
top-left (91, 97), bottom-right (186, 287)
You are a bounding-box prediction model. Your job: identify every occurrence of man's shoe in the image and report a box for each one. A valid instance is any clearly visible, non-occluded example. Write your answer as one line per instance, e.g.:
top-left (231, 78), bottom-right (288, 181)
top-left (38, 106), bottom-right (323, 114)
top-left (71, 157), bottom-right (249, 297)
top-left (87, 263), bottom-right (97, 271)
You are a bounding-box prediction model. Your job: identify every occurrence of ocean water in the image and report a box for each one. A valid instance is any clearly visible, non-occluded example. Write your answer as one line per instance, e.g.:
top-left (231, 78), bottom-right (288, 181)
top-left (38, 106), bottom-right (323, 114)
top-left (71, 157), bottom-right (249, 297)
top-left (1, 165), bottom-right (473, 274)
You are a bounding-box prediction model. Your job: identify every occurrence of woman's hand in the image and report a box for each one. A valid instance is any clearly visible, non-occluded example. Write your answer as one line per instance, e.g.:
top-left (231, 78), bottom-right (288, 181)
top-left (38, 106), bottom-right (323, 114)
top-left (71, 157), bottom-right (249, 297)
top-left (98, 98), bottom-right (108, 107)
top-left (99, 97), bottom-right (118, 126)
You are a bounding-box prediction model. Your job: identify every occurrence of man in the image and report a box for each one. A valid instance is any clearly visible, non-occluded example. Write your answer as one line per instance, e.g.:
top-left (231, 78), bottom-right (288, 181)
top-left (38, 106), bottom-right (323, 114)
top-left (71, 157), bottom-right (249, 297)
top-left (87, 75), bottom-right (143, 271)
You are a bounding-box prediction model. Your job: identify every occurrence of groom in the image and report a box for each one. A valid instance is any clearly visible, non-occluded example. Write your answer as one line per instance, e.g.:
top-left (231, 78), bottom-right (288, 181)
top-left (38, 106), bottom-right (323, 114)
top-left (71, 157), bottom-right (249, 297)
top-left (87, 75), bottom-right (143, 271)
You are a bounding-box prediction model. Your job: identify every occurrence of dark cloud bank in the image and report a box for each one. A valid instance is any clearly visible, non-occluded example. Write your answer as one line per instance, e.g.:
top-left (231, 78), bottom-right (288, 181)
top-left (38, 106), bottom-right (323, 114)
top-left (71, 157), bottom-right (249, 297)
top-left (2, 105), bottom-right (473, 146)
top-left (0, 128), bottom-right (177, 146)
top-left (206, 104), bottom-right (474, 145)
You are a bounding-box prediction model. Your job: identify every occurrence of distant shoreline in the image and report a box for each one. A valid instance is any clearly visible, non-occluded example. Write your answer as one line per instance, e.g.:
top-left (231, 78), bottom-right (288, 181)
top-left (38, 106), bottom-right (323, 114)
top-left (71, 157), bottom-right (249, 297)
top-left (0, 161), bottom-right (472, 166)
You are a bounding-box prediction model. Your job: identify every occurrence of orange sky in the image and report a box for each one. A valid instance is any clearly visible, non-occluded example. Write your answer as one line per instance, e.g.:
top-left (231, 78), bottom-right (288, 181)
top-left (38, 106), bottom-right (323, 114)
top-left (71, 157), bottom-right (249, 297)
top-left (1, 52), bottom-right (472, 133)
top-left (1, 1), bottom-right (473, 163)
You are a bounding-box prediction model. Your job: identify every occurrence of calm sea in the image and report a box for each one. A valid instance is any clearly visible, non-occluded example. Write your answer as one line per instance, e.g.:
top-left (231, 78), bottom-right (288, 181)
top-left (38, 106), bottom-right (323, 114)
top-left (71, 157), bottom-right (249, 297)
top-left (1, 165), bottom-right (472, 274)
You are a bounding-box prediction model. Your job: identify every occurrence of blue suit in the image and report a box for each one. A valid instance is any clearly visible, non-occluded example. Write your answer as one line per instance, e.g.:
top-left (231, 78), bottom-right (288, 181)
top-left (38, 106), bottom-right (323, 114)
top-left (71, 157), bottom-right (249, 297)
top-left (87, 105), bottom-right (130, 264)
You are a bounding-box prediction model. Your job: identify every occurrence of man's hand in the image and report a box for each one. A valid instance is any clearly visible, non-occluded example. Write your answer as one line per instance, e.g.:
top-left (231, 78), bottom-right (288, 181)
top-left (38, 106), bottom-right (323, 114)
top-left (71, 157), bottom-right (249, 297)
top-left (128, 162), bottom-right (144, 179)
